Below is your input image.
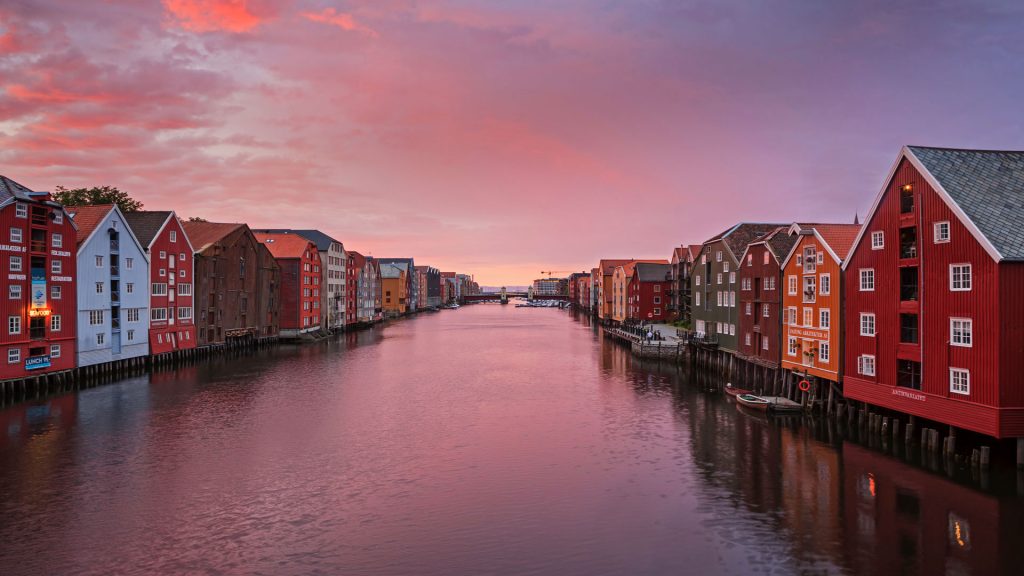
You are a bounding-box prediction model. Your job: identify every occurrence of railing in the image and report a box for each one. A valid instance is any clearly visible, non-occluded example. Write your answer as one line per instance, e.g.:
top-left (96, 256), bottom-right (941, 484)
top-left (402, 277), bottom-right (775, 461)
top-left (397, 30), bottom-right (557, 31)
top-left (110, 239), bottom-right (120, 251)
top-left (110, 265), bottom-right (119, 277)
top-left (30, 241), bottom-right (47, 253)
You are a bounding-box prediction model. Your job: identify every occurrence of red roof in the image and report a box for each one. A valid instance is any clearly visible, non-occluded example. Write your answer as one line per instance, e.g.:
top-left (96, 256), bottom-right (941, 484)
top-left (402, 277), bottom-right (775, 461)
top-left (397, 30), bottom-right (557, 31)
top-left (67, 204), bottom-right (115, 246)
top-left (811, 224), bottom-right (863, 262)
top-left (181, 221), bottom-right (245, 253)
top-left (254, 232), bottom-right (315, 259)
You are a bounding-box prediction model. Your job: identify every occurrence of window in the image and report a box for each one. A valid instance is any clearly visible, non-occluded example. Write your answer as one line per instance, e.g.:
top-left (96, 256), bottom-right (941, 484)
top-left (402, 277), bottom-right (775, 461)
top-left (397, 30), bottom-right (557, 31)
top-left (745, 302), bottom-right (752, 316)
top-left (50, 315), bottom-right (61, 331)
top-left (95, 282), bottom-right (104, 294)
top-left (860, 313), bottom-right (876, 336)
top-left (871, 231), bottom-right (884, 250)
top-left (716, 251), bottom-right (722, 262)
top-left (788, 337), bottom-right (798, 356)
top-left (858, 355), bottom-right (876, 376)
top-left (900, 313), bottom-right (919, 344)
top-left (52, 233), bottom-right (62, 248)
top-left (54, 212), bottom-right (62, 224)
top-left (695, 275), bottom-right (701, 286)
top-left (724, 262), bottom-right (730, 273)
top-left (803, 308), bottom-right (813, 327)
top-left (763, 252), bottom-right (769, 265)
top-left (126, 283), bottom-right (134, 294)
top-left (10, 228), bottom-right (22, 243)
top-left (96, 333), bottom-right (105, 346)
top-left (653, 296), bottom-right (661, 304)
top-left (8, 285), bottom-right (20, 299)
top-left (745, 333), bottom-right (751, 346)
top-left (152, 283), bottom-right (167, 296)
top-left (762, 337), bottom-right (769, 351)
top-left (50, 344), bottom-right (60, 358)
top-left (159, 268), bottom-right (166, 277)
top-left (747, 254), bottom-right (752, 266)
top-left (803, 275), bottom-right (816, 302)
top-left (178, 307), bottom-right (192, 320)
top-left (950, 318), bottom-right (972, 347)
top-left (897, 360), bottom-right (922, 390)
top-left (729, 291), bottom-right (735, 307)
top-left (717, 292), bottom-right (722, 306)
top-left (803, 247), bottom-right (817, 273)
top-left (15, 204), bottom-right (27, 218)
top-left (788, 275), bottom-right (797, 295)
top-left (820, 273), bottom-right (831, 295)
top-left (859, 269), bottom-right (875, 291)
top-left (89, 310), bottom-right (104, 325)
top-left (729, 272), bottom-right (735, 284)
top-left (717, 273), bottom-right (722, 285)
top-left (125, 257), bottom-right (133, 270)
top-left (9, 256), bottom-right (21, 272)
top-left (170, 230), bottom-right (177, 243)
top-left (178, 283), bottom-right (192, 296)
top-left (51, 260), bottom-right (61, 274)
top-left (695, 291), bottom-right (700, 306)
top-left (653, 308), bottom-right (661, 316)
top-left (763, 304), bottom-right (769, 318)
top-left (127, 330), bottom-right (135, 342)
top-left (950, 368), bottom-right (970, 395)
top-left (820, 309), bottom-right (830, 329)
top-left (950, 264), bottom-right (972, 291)
top-left (729, 324), bottom-right (735, 336)
top-left (151, 308), bottom-right (168, 321)
top-left (8, 348), bottom-right (19, 364)
top-left (179, 252), bottom-right (185, 262)
top-left (159, 251), bottom-right (166, 259)
top-left (8, 316), bottom-right (21, 335)
top-left (934, 221), bottom-right (950, 243)
top-left (819, 341), bottom-right (830, 363)
top-left (95, 255), bottom-right (103, 267)
top-left (51, 285), bottom-right (61, 299)
top-left (654, 285), bottom-right (660, 292)
top-left (127, 308), bottom-right (140, 322)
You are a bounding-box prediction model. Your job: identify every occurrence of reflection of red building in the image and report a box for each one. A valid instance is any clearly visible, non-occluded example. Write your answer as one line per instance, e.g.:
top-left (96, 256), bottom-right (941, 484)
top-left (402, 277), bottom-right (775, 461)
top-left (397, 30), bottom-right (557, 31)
top-left (0, 176), bottom-right (77, 380)
top-left (0, 395), bottom-right (77, 449)
top-left (842, 442), bottom-right (1023, 575)
top-left (124, 211), bottom-right (197, 355)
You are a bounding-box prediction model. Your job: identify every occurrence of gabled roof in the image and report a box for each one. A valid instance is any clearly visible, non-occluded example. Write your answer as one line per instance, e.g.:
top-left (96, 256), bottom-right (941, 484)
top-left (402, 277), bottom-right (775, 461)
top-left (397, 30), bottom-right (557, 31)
top-left (181, 222), bottom-right (245, 253)
top-left (377, 257), bottom-right (415, 271)
top-left (254, 232), bottom-right (315, 259)
top-left (380, 262), bottom-right (405, 279)
top-left (66, 205), bottom-right (115, 247)
top-left (599, 259), bottom-right (635, 276)
top-left (704, 222), bottom-right (789, 261)
top-left (252, 229), bottom-right (342, 252)
top-left (781, 223), bottom-right (863, 268)
top-left (634, 262), bottom-right (671, 282)
top-left (908, 146), bottom-right (1024, 261)
top-left (123, 211), bottom-right (173, 248)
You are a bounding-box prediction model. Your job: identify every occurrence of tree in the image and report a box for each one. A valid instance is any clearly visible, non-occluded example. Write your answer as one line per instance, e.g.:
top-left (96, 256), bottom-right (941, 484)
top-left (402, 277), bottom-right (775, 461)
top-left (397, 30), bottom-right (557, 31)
top-left (187, 216), bottom-right (208, 222)
top-left (52, 185), bottom-right (143, 213)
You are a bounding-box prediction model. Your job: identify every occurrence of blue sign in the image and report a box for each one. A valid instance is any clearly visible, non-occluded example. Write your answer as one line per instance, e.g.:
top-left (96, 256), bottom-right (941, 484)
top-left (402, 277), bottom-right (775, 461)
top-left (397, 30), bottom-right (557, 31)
top-left (31, 271), bottom-right (46, 309)
top-left (25, 355), bottom-right (51, 370)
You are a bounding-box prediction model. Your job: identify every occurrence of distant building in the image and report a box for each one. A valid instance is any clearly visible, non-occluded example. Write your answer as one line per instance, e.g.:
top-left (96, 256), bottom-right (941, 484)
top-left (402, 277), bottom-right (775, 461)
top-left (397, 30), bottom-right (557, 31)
top-left (380, 262), bottom-right (407, 315)
top-left (376, 258), bottom-right (417, 312)
top-left (532, 277), bottom-right (567, 297)
top-left (68, 204), bottom-right (150, 368)
top-left (736, 226), bottom-right (798, 369)
top-left (0, 176), bottom-right (78, 379)
top-left (255, 232), bottom-right (322, 337)
top-left (627, 262), bottom-right (672, 322)
top-left (254, 229), bottom-right (345, 332)
top-left (182, 222), bottom-right (280, 346)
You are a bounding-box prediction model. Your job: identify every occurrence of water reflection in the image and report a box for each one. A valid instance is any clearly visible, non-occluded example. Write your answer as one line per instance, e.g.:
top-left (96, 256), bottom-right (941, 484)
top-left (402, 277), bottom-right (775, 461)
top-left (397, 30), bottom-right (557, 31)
top-left (0, 306), bottom-right (1020, 575)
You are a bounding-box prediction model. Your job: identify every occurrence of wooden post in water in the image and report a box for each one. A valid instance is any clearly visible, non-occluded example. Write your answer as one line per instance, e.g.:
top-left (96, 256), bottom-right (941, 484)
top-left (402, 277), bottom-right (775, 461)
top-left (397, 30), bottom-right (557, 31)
top-left (1018, 438), bottom-right (1024, 469)
top-left (980, 446), bottom-right (991, 470)
top-left (947, 426), bottom-right (957, 457)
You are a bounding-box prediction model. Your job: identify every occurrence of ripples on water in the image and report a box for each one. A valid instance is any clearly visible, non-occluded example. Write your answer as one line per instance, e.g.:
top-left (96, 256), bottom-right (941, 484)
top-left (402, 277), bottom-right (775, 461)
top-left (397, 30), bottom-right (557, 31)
top-left (1, 305), bottom-right (1022, 575)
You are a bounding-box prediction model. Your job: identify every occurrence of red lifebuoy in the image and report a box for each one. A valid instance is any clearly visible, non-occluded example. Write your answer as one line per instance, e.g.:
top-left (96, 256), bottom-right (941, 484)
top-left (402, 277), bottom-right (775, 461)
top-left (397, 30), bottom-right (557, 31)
top-left (798, 380), bottom-right (811, 392)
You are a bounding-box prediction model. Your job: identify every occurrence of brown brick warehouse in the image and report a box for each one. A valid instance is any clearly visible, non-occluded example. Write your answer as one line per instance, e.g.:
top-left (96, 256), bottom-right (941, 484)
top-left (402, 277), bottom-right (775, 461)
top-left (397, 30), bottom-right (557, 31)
top-left (571, 146), bottom-right (1024, 469)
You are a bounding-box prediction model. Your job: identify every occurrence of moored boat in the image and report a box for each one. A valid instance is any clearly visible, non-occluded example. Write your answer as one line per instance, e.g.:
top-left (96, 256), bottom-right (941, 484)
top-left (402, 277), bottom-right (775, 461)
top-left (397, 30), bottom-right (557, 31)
top-left (735, 394), bottom-right (802, 413)
top-left (735, 394), bottom-right (770, 411)
top-left (725, 383), bottom-right (752, 397)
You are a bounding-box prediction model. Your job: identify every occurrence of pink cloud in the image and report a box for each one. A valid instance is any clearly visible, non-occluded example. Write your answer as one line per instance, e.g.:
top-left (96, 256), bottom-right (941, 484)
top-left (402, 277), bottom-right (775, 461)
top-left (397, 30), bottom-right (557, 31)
top-left (301, 7), bottom-right (377, 37)
top-left (162, 0), bottom-right (268, 33)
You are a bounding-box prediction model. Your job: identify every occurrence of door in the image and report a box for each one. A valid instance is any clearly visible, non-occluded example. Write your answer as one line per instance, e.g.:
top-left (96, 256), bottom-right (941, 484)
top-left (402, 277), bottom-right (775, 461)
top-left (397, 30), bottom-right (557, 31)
top-left (112, 331), bottom-right (121, 355)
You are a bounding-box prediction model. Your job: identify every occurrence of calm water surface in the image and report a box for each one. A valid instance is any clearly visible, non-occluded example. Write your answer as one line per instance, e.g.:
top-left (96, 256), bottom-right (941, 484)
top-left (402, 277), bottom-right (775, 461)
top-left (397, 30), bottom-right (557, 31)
top-left (1, 305), bottom-right (1021, 575)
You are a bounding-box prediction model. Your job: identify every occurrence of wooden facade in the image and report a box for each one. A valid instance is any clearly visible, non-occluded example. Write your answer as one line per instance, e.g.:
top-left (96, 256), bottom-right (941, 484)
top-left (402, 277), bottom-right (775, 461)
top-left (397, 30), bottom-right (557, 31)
top-left (0, 177), bottom-right (78, 380)
top-left (843, 147), bottom-right (1024, 438)
top-left (256, 232), bottom-right (322, 337)
top-left (627, 262), bottom-right (671, 322)
top-left (779, 224), bottom-right (860, 382)
top-left (737, 228), bottom-right (794, 368)
top-left (183, 222), bottom-right (280, 346)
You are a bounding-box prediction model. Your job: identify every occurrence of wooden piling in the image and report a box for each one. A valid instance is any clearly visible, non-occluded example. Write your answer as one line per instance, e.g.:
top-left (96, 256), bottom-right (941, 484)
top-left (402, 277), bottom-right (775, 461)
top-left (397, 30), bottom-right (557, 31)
top-left (980, 446), bottom-right (991, 469)
top-left (1018, 438), bottom-right (1024, 469)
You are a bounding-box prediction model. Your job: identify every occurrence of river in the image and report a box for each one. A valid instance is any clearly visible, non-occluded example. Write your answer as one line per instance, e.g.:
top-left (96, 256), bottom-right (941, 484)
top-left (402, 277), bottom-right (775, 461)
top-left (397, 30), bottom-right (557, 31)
top-left (1, 304), bottom-right (1021, 575)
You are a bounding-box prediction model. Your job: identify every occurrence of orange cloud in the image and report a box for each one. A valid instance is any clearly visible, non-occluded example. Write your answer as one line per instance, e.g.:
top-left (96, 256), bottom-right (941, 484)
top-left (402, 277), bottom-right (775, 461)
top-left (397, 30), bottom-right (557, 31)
top-left (163, 0), bottom-right (264, 33)
top-left (301, 8), bottom-right (377, 37)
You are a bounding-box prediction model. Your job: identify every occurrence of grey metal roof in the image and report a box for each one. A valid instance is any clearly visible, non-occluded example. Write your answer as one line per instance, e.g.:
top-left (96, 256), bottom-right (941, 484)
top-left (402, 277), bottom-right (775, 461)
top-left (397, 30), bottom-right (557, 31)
top-left (909, 146), bottom-right (1024, 260)
top-left (251, 229), bottom-right (341, 252)
top-left (633, 262), bottom-right (671, 282)
top-left (124, 211), bottom-right (173, 249)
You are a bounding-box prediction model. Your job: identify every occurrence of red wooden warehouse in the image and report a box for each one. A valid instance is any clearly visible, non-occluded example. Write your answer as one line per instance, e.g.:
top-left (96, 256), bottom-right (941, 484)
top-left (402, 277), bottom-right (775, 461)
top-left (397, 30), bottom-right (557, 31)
top-left (736, 226), bottom-right (796, 369)
top-left (124, 211), bottom-right (197, 355)
top-left (843, 146), bottom-right (1024, 443)
top-left (627, 262), bottom-right (671, 322)
top-left (0, 176), bottom-right (77, 380)
top-left (255, 232), bottom-right (322, 338)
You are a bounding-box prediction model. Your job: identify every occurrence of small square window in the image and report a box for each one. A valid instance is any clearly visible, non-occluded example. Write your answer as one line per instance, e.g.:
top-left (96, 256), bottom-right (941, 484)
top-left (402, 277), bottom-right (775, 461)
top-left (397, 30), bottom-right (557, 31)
top-left (8, 285), bottom-right (21, 299)
top-left (15, 204), bottom-right (27, 218)
top-left (934, 221), bottom-right (950, 243)
top-left (50, 344), bottom-right (61, 358)
top-left (8, 348), bottom-right (20, 363)
top-left (871, 231), bottom-right (884, 250)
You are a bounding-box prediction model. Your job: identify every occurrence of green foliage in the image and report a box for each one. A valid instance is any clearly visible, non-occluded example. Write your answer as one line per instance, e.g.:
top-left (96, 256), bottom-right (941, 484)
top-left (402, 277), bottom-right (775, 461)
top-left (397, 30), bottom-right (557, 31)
top-left (187, 216), bottom-right (208, 223)
top-left (53, 185), bottom-right (143, 213)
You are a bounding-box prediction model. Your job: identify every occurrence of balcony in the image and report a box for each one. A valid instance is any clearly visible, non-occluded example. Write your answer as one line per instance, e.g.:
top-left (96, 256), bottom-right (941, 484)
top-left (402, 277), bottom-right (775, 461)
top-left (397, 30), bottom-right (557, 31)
top-left (110, 238), bottom-right (120, 252)
top-left (29, 326), bottom-right (45, 340)
top-left (110, 265), bottom-right (119, 278)
top-left (900, 267), bottom-right (919, 302)
top-left (899, 227), bottom-right (918, 259)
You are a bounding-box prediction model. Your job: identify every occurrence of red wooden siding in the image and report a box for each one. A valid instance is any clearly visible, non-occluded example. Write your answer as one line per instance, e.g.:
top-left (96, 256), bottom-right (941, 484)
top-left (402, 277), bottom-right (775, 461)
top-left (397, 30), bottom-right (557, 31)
top-left (738, 243), bottom-right (782, 368)
top-left (149, 216), bottom-right (196, 354)
top-left (843, 156), bottom-right (1022, 437)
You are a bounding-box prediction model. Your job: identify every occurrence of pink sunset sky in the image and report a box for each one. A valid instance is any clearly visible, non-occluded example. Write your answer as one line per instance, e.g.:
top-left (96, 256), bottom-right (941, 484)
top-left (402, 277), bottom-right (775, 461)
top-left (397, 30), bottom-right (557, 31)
top-left (2, 1), bottom-right (1022, 285)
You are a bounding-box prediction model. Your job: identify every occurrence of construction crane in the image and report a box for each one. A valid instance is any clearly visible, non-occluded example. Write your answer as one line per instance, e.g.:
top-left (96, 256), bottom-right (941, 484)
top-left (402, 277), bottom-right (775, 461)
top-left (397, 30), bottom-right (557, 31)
top-left (540, 270), bottom-right (574, 278)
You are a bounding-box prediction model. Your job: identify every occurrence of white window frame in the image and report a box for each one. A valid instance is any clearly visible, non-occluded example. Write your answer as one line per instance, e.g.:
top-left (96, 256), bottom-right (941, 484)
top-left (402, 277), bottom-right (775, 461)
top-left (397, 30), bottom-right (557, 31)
top-left (52, 233), bottom-right (62, 248)
top-left (95, 255), bottom-right (103, 268)
top-left (950, 317), bottom-right (973, 347)
top-left (787, 337), bottom-right (798, 356)
top-left (819, 309), bottom-right (830, 329)
top-left (860, 313), bottom-right (876, 336)
top-left (820, 273), bottom-right (831, 296)
top-left (10, 256), bottom-right (21, 272)
top-left (859, 269), bottom-right (875, 291)
top-left (8, 348), bottom-right (19, 364)
top-left (8, 315), bottom-right (21, 335)
top-left (871, 231), bottom-right (884, 250)
top-left (950, 264), bottom-right (972, 292)
top-left (51, 315), bottom-right (61, 331)
top-left (50, 344), bottom-right (61, 358)
top-left (934, 221), bottom-right (950, 243)
top-left (15, 204), bottom-right (27, 219)
top-left (858, 354), bottom-right (876, 376)
top-left (10, 228), bottom-right (22, 243)
top-left (819, 341), bottom-right (830, 363)
top-left (762, 303), bottom-right (770, 318)
top-left (950, 368), bottom-right (970, 395)
top-left (788, 275), bottom-right (797, 295)
top-left (8, 285), bottom-right (20, 299)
